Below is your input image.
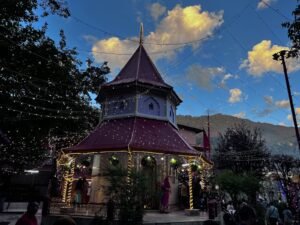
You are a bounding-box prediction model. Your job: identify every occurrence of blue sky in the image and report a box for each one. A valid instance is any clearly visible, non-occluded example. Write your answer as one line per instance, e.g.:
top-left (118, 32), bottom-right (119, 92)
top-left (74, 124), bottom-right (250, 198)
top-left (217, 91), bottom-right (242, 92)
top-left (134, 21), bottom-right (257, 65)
top-left (38, 0), bottom-right (300, 126)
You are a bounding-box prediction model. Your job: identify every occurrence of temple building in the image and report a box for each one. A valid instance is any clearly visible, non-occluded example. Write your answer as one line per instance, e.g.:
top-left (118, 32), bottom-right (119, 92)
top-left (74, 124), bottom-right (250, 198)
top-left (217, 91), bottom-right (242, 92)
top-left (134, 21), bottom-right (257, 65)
top-left (61, 27), bottom-right (212, 209)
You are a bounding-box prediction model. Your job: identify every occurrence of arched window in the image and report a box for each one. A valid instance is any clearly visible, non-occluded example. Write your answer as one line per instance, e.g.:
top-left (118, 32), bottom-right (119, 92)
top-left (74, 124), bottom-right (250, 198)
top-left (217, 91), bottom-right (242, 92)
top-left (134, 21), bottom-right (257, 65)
top-left (142, 96), bottom-right (160, 116)
top-left (119, 101), bottom-right (125, 110)
top-left (149, 103), bottom-right (154, 110)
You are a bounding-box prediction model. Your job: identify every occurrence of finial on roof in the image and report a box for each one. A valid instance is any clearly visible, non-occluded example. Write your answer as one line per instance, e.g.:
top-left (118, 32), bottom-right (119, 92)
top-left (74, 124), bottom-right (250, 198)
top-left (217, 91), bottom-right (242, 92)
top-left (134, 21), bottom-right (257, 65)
top-left (139, 23), bottom-right (144, 45)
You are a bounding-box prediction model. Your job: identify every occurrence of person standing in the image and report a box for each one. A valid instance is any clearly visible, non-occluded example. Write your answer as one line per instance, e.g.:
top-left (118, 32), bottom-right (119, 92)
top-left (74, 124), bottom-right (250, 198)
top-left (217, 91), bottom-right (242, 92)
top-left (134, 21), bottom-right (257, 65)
top-left (160, 176), bottom-right (171, 213)
top-left (265, 202), bottom-right (280, 225)
top-left (180, 182), bottom-right (188, 209)
top-left (282, 204), bottom-right (293, 225)
top-left (74, 178), bottom-right (83, 207)
top-left (237, 205), bottom-right (256, 225)
top-left (82, 177), bottom-right (89, 204)
top-left (15, 202), bottom-right (39, 225)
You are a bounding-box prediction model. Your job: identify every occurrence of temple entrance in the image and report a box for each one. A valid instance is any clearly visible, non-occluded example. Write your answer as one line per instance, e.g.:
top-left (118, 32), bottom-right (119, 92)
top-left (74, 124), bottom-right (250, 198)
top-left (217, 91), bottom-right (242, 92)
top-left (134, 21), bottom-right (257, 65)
top-left (141, 156), bottom-right (159, 209)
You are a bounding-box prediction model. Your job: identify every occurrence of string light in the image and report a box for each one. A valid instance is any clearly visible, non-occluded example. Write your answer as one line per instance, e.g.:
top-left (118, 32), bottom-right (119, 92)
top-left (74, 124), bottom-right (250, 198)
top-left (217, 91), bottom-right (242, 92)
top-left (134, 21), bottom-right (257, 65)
top-left (127, 149), bottom-right (133, 184)
top-left (188, 157), bottom-right (194, 210)
top-left (66, 159), bottom-right (75, 206)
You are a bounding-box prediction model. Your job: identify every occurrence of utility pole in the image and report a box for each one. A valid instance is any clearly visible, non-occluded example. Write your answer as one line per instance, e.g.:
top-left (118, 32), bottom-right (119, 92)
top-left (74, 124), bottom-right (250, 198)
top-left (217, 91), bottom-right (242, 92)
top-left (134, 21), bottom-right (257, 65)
top-left (273, 50), bottom-right (300, 151)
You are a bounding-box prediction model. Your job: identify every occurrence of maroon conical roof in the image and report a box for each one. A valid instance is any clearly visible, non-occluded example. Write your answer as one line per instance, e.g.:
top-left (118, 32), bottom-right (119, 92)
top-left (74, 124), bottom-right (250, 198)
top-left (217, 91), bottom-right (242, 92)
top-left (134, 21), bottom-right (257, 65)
top-left (64, 117), bottom-right (200, 156)
top-left (103, 45), bottom-right (171, 88)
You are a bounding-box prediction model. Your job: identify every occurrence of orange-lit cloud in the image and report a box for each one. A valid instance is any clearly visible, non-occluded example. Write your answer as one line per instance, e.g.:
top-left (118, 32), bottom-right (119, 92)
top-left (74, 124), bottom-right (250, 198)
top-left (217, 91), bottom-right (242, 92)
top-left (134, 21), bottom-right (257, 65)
top-left (275, 100), bottom-right (290, 108)
top-left (228, 88), bottom-right (242, 103)
top-left (240, 40), bottom-right (300, 76)
top-left (287, 108), bottom-right (300, 121)
top-left (91, 4), bottom-right (223, 70)
top-left (257, 0), bottom-right (276, 10)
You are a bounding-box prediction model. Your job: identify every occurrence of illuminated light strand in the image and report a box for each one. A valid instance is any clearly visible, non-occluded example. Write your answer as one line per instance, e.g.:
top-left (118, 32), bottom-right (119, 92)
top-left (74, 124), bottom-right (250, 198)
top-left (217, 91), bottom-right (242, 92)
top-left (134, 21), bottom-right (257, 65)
top-left (66, 159), bottom-right (75, 206)
top-left (127, 149), bottom-right (133, 184)
top-left (10, 99), bottom-right (99, 115)
top-left (188, 157), bottom-right (194, 210)
top-left (0, 106), bottom-right (84, 120)
top-left (62, 176), bottom-right (68, 203)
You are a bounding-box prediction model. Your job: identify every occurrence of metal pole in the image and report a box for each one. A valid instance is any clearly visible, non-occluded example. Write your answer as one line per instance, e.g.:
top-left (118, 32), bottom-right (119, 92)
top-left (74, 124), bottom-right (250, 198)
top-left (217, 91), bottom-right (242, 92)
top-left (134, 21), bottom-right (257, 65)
top-left (279, 51), bottom-right (300, 151)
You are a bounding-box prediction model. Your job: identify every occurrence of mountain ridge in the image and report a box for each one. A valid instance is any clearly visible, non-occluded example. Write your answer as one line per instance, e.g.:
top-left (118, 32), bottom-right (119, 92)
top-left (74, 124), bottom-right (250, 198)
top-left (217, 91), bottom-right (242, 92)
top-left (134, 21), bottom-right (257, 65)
top-left (177, 114), bottom-right (299, 156)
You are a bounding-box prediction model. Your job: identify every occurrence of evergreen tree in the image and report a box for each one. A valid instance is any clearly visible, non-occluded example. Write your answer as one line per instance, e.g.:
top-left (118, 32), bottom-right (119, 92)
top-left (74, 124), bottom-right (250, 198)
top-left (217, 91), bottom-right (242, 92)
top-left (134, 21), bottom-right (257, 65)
top-left (0, 0), bottom-right (110, 175)
top-left (213, 123), bottom-right (270, 178)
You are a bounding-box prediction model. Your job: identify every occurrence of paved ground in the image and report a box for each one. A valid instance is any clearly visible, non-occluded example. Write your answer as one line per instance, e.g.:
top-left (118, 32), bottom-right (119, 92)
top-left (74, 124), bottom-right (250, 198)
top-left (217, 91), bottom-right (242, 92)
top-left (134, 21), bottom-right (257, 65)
top-left (0, 212), bottom-right (42, 225)
top-left (1, 211), bottom-right (210, 225)
top-left (143, 211), bottom-right (208, 224)
top-left (0, 203), bottom-right (42, 225)
top-left (0, 202), bottom-right (219, 225)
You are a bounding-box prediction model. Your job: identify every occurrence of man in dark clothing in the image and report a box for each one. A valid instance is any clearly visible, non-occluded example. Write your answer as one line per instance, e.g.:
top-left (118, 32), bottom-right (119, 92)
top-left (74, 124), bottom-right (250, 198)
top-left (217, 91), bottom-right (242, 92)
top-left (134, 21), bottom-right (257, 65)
top-left (237, 205), bottom-right (257, 225)
top-left (15, 202), bottom-right (39, 225)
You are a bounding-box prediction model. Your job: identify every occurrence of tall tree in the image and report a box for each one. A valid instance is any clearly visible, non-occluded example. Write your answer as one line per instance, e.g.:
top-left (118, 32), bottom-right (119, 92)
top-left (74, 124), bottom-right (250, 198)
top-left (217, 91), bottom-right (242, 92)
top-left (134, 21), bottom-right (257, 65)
top-left (213, 123), bottom-right (270, 178)
top-left (281, 2), bottom-right (300, 58)
top-left (0, 0), bottom-right (110, 176)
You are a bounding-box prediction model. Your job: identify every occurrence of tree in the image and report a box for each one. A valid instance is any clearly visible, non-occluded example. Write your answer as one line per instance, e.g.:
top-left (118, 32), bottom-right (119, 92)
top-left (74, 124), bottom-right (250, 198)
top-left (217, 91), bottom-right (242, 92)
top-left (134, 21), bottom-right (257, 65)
top-left (214, 123), bottom-right (270, 178)
top-left (105, 167), bottom-right (146, 225)
top-left (0, 0), bottom-right (110, 176)
top-left (216, 170), bottom-right (261, 205)
top-left (269, 155), bottom-right (300, 208)
top-left (281, 3), bottom-right (300, 58)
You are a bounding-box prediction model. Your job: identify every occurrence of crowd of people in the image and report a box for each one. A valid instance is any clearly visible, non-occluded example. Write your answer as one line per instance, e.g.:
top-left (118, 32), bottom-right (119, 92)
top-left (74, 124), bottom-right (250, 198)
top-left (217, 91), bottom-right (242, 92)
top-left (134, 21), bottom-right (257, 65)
top-left (222, 200), bottom-right (295, 225)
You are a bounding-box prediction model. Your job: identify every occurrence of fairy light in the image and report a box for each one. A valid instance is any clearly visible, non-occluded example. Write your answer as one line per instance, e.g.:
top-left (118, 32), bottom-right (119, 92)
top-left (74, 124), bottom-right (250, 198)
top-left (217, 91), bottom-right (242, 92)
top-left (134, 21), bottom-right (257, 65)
top-left (66, 159), bottom-right (75, 206)
top-left (188, 157), bottom-right (194, 210)
top-left (62, 176), bottom-right (68, 203)
top-left (127, 149), bottom-right (133, 184)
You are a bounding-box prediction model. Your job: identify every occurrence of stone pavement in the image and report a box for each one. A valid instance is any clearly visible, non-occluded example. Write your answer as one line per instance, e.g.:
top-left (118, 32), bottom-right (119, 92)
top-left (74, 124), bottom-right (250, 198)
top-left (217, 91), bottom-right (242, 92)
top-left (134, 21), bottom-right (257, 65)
top-left (0, 202), bottom-right (42, 225)
top-left (43, 211), bottom-right (215, 225)
top-left (143, 211), bottom-right (209, 224)
top-left (0, 212), bottom-right (42, 225)
top-left (1, 204), bottom-right (218, 225)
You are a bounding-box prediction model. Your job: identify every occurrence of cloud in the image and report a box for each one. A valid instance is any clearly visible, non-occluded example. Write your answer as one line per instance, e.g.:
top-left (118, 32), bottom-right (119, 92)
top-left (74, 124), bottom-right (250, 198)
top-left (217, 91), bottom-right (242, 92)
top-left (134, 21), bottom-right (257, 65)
top-left (90, 4), bottom-right (223, 70)
top-left (219, 73), bottom-right (237, 88)
top-left (240, 40), bottom-right (300, 76)
top-left (257, 108), bottom-right (274, 117)
top-left (91, 37), bottom-right (137, 70)
top-left (294, 91), bottom-right (300, 96)
top-left (257, 97), bottom-right (290, 117)
top-left (233, 112), bottom-right (246, 118)
top-left (228, 88), bottom-right (242, 103)
top-left (275, 100), bottom-right (290, 108)
top-left (186, 65), bottom-right (224, 90)
top-left (278, 122), bottom-right (286, 126)
top-left (149, 3), bottom-right (166, 21)
top-left (264, 95), bottom-right (273, 105)
top-left (287, 108), bottom-right (300, 121)
top-left (257, 0), bottom-right (276, 10)
top-left (83, 35), bottom-right (98, 44)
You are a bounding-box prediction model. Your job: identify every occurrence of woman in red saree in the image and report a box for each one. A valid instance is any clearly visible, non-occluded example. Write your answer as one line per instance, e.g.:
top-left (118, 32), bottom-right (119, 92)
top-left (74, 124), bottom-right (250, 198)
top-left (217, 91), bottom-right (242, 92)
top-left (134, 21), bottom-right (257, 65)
top-left (160, 176), bottom-right (171, 213)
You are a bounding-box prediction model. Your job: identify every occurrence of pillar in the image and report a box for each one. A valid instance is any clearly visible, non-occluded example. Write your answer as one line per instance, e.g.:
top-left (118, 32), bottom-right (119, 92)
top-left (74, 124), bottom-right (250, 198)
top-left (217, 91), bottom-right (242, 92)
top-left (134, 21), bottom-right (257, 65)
top-left (188, 157), bottom-right (194, 209)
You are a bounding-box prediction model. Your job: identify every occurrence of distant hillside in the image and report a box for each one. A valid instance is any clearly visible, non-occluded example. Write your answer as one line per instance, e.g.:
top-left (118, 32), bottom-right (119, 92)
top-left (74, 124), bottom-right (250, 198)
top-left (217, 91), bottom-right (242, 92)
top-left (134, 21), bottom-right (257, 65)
top-left (177, 114), bottom-right (299, 156)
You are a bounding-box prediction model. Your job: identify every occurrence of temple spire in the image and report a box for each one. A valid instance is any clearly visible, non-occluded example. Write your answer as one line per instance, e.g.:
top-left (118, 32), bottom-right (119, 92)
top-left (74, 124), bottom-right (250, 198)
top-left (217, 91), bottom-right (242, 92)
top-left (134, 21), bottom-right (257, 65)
top-left (139, 23), bottom-right (144, 45)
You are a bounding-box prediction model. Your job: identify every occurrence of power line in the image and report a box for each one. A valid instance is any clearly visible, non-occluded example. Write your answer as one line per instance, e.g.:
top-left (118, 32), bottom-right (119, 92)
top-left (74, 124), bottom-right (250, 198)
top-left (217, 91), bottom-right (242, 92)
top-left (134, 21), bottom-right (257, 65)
top-left (71, 15), bottom-right (216, 46)
top-left (260, 0), bottom-right (291, 20)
